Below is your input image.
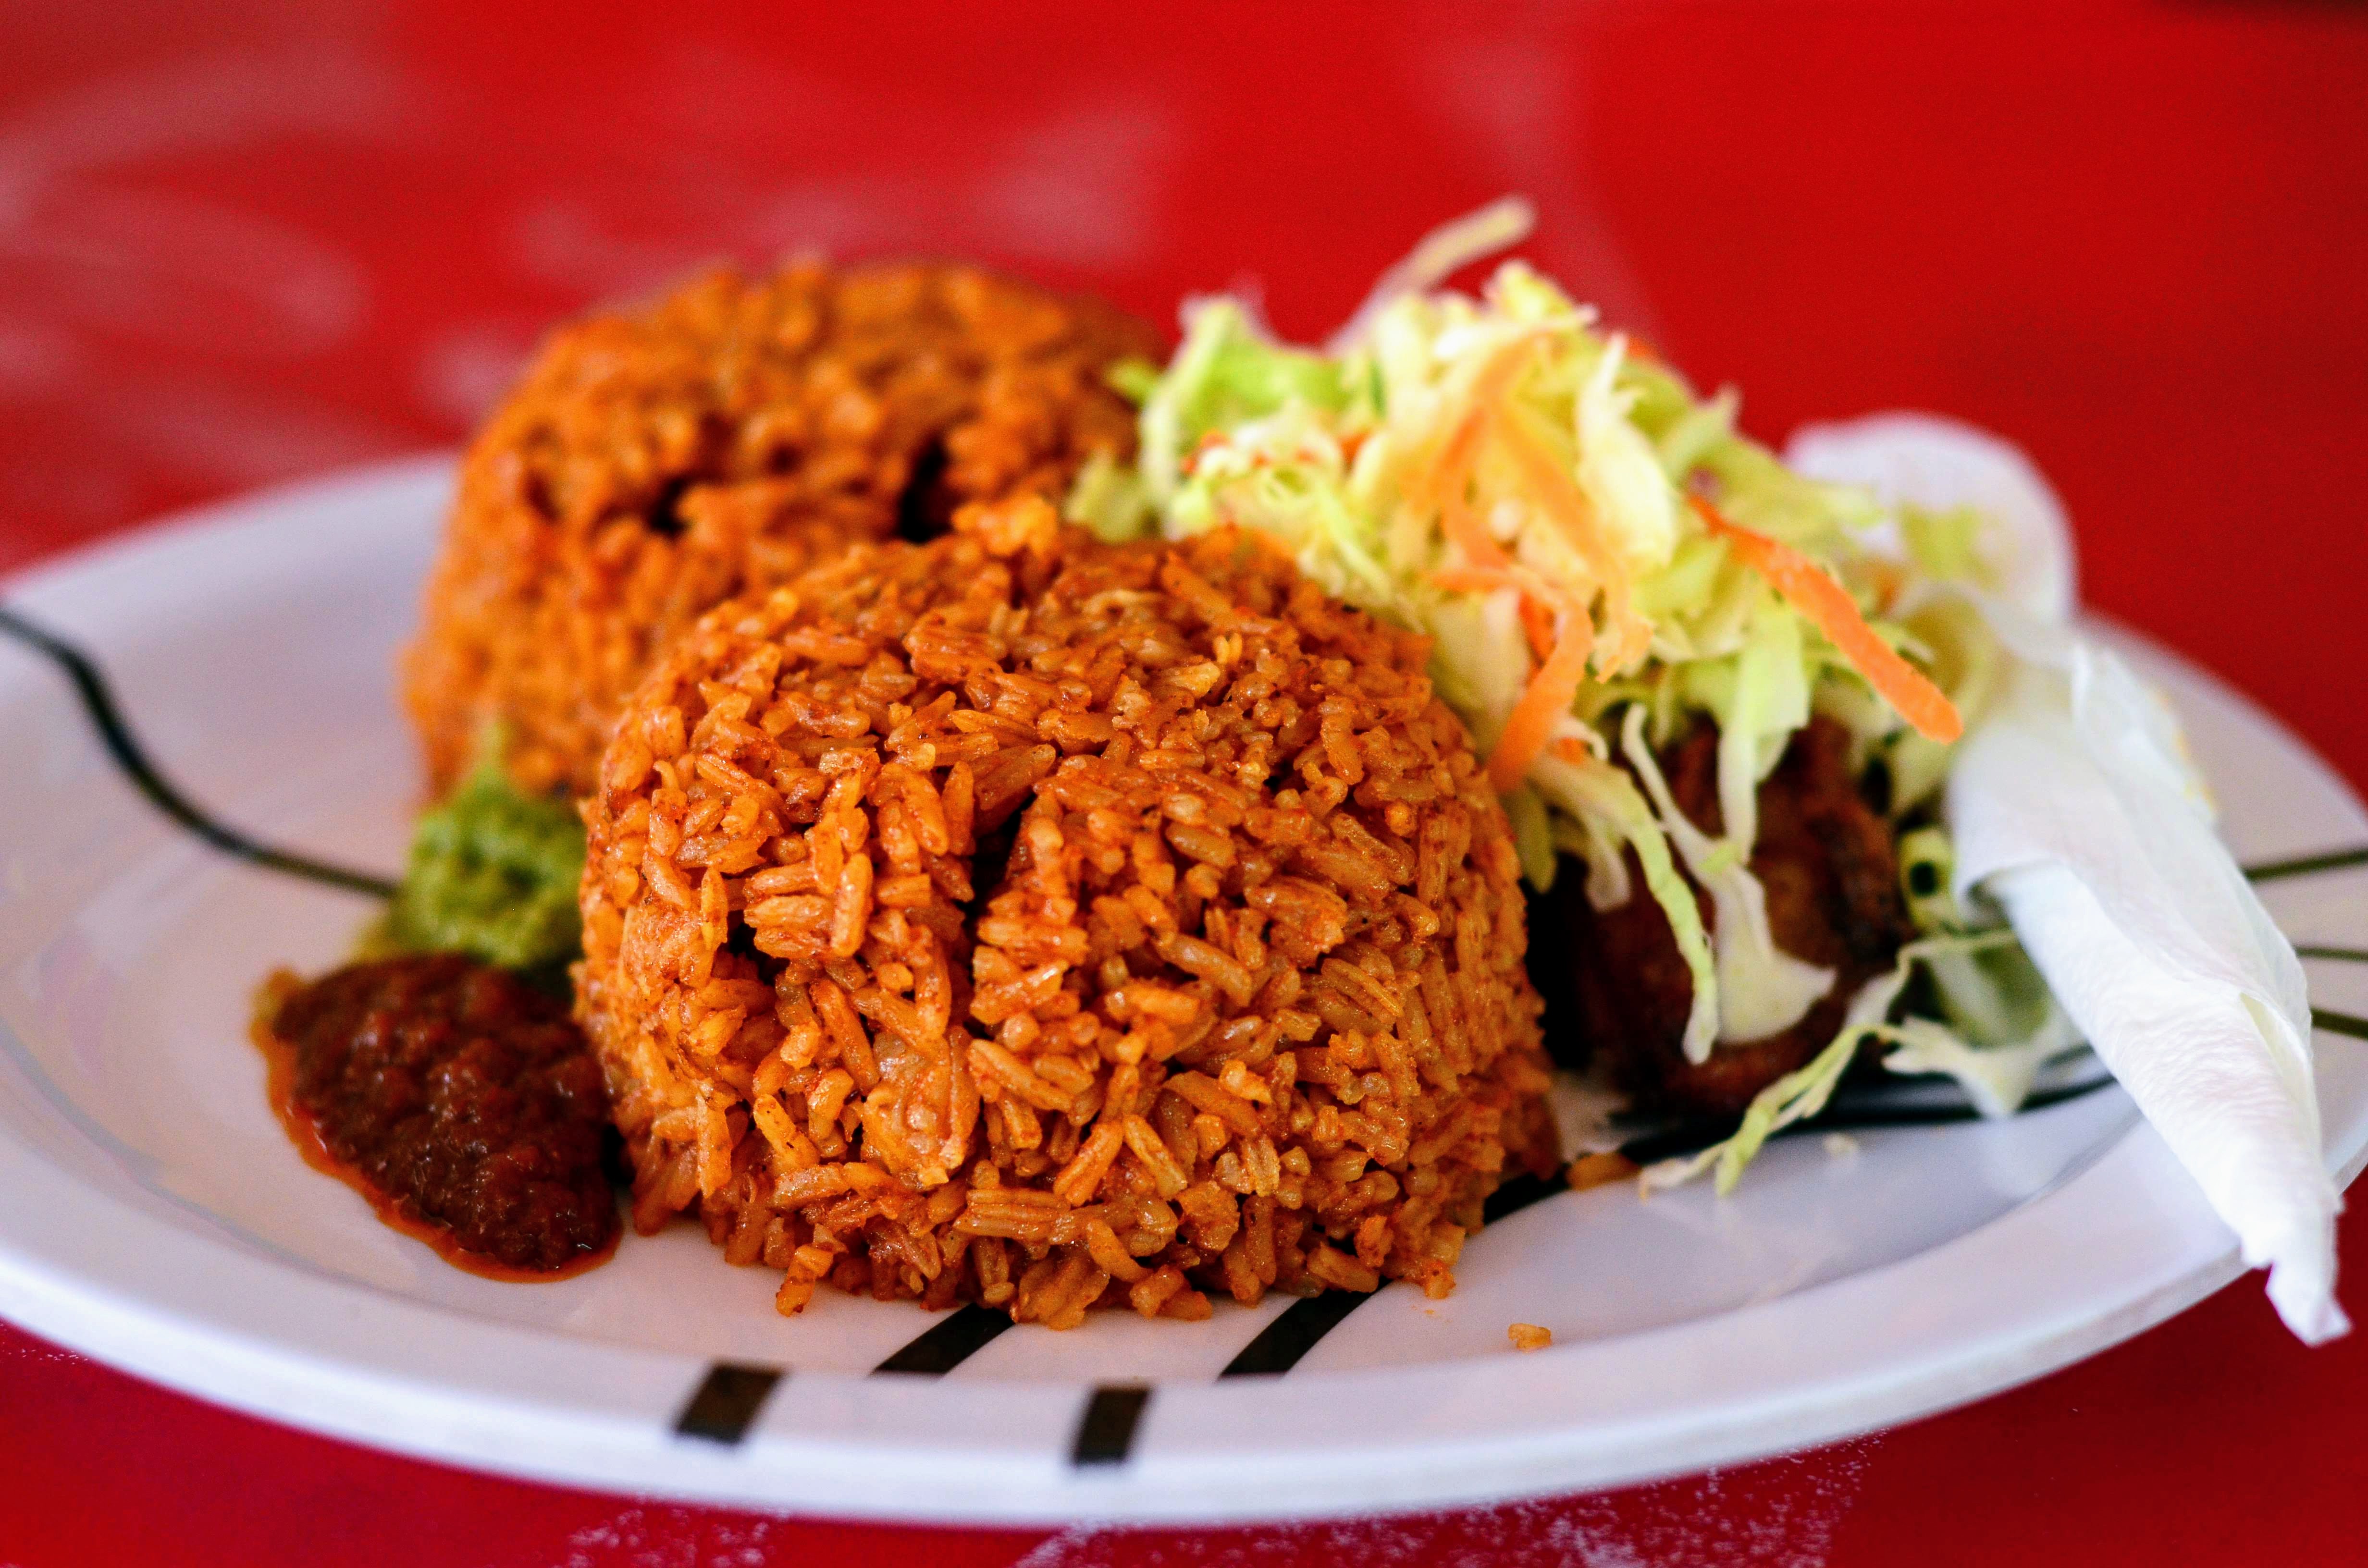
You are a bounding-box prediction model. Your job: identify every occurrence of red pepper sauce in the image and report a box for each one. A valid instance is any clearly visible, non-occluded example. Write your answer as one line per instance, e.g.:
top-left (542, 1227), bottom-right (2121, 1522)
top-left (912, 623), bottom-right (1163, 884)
top-left (255, 956), bottom-right (620, 1281)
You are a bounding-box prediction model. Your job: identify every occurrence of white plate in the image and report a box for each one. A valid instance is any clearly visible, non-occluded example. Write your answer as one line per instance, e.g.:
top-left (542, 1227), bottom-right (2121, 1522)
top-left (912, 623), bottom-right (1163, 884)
top-left (1, 457), bottom-right (2363, 1525)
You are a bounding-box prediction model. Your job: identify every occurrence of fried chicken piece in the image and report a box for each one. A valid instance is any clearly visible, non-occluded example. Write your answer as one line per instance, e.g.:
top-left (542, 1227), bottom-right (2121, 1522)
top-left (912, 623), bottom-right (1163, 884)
top-left (1540, 715), bottom-right (1911, 1117)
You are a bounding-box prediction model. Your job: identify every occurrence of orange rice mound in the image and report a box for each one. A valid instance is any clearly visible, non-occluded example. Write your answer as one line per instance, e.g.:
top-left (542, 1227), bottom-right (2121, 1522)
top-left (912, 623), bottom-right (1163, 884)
top-left (404, 262), bottom-right (1158, 798)
top-left (576, 498), bottom-right (1557, 1327)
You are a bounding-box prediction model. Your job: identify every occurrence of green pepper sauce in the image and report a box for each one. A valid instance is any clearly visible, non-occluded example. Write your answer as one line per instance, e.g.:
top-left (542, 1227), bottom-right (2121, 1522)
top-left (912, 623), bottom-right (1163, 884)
top-left (373, 752), bottom-right (586, 988)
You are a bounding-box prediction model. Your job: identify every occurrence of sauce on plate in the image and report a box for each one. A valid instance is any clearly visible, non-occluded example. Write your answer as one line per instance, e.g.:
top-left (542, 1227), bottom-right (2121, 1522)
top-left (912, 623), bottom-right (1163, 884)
top-left (257, 955), bottom-right (620, 1278)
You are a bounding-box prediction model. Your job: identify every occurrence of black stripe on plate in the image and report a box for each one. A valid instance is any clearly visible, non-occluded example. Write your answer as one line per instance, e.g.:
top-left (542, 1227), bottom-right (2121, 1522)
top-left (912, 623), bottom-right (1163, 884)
top-left (1482, 1164), bottom-right (1570, 1224)
top-left (2296, 946), bottom-right (2368, 964)
top-left (673, 1362), bottom-right (785, 1445)
top-left (1215, 1163), bottom-right (1573, 1380)
top-left (1615, 1072), bottom-right (2123, 1165)
top-left (873, 1304), bottom-right (1015, 1374)
top-left (1070, 1384), bottom-right (1151, 1467)
top-left (2314, 1008), bottom-right (2368, 1042)
top-left (0, 605), bottom-right (399, 897)
top-left (1809, 1075), bottom-right (2120, 1132)
top-left (2244, 847), bottom-right (2368, 884)
top-left (1220, 1289), bottom-right (1368, 1377)
top-left (1221, 1075), bottom-right (2132, 1377)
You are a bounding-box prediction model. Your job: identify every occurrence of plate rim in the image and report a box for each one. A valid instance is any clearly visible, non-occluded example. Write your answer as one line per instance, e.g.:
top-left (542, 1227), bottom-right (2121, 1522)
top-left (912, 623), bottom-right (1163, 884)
top-left (2, 459), bottom-right (2363, 1525)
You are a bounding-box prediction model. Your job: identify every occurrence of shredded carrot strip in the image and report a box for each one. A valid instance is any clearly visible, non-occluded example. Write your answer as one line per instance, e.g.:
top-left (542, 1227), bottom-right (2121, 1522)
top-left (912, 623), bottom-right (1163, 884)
top-left (1687, 495), bottom-right (1963, 744)
top-left (1495, 406), bottom-right (1651, 673)
top-left (1425, 328), bottom-right (1669, 791)
top-left (1516, 595), bottom-right (1557, 664)
top-left (1432, 559), bottom-right (1591, 790)
top-left (1430, 430), bottom-right (1506, 570)
top-left (1430, 565), bottom-right (1562, 662)
top-left (1428, 566), bottom-right (1517, 595)
top-left (1426, 330), bottom-right (1652, 791)
top-left (1488, 592), bottom-right (1593, 793)
top-left (1436, 485), bottom-right (1507, 569)
top-left (1422, 331), bottom-right (1549, 571)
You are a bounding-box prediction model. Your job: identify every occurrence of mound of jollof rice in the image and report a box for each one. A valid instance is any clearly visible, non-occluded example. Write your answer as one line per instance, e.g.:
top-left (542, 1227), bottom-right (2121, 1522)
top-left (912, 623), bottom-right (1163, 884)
top-left (576, 498), bottom-right (1557, 1326)
top-left (405, 263), bottom-right (1158, 798)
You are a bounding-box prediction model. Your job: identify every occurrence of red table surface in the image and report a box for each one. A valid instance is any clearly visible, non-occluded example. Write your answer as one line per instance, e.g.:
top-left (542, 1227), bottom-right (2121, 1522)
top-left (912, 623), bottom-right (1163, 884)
top-left (3, 3), bottom-right (2365, 1563)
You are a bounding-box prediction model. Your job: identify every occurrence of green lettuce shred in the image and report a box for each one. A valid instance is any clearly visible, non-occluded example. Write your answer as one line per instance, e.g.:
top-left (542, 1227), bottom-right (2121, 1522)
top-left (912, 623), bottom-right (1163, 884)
top-left (1530, 747), bottom-right (1720, 1061)
top-left (1644, 928), bottom-right (2065, 1193)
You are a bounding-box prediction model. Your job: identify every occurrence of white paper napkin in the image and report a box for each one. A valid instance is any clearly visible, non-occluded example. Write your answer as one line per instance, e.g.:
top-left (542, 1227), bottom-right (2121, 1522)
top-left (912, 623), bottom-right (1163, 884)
top-left (1788, 415), bottom-right (2346, 1344)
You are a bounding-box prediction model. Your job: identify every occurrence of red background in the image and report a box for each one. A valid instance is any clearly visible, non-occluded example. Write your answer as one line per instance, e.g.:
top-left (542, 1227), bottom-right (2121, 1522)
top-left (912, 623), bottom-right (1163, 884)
top-left (4, 3), bottom-right (2366, 1563)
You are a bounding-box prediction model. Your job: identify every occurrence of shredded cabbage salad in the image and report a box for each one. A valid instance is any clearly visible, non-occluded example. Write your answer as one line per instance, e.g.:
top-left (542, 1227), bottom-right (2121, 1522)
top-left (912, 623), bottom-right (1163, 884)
top-left (1080, 202), bottom-right (2083, 1185)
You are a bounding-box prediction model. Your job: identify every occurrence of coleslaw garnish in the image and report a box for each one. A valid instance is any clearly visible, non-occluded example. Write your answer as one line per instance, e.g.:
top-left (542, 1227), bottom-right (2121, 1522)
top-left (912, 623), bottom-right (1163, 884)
top-left (1640, 926), bottom-right (2036, 1195)
top-left (1104, 203), bottom-right (2072, 1186)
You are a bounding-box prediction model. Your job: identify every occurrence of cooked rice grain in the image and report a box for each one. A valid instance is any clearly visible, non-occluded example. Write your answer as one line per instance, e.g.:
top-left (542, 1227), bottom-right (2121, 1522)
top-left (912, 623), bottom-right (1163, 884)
top-left (405, 262), bottom-right (1156, 797)
top-left (577, 499), bottom-right (1557, 1325)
